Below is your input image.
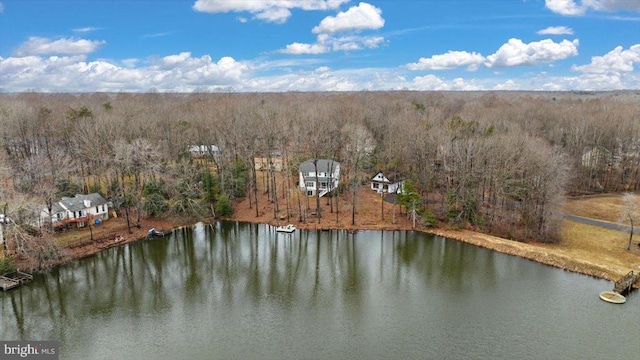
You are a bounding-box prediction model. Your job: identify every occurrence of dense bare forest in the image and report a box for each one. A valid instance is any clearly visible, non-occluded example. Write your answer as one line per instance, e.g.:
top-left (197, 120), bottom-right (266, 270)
top-left (1, 91), bottom-right (639, 256)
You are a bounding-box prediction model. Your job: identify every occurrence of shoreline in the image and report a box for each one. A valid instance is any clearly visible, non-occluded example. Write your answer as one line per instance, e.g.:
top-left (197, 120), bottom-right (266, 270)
top-left (10, 216), bottom-right (636, 287)
top-left (266, 219), bottom-right (632, 283)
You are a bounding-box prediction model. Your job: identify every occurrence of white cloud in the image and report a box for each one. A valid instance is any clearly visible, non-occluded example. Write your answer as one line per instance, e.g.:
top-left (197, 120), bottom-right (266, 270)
top-left (545, 0), bottom-right (586, 15)
top-left (73, 27), bottom-right (100, 33)
top-left (281, 34), bottom-right (384, 54)
top-left (493, 80), bottom-right (519, 91)
top-left (1, 48), bottom-right (638, 93)
top-left (546, 0), bottom-right (640, 16)
top-left (142, 32), bottom-right (173, 38)
top-left (192, 0), bottom-right (349, 23)
top-left (0, 3), bottom-right (4, 13)
top-left (407, 51), bottom-right (485, 71)
top-left (407, 38), bottom-right (579, 71)
top-left (280, 42), bottom-right (328, 55)
top-left (121, 58), bottom-right (139, 68)
top-left (572, 44), bottom-right (640, 73)
top-left (280, 3), bottom-right (385, 55)
top-left (14, 37), bottom-right (105, 56)
top-left (486, 38), bottom-right (579, 67)
top-left (537, 26), bottom-right (574, 35)
top-left (531, 72), bottom-right (633, 91)
top-left (0, 53), bottom-right (249, 92)
top-left (409, 75), bottom-right (483, 91)
top-left (312, 2), bottom-right (384, 34)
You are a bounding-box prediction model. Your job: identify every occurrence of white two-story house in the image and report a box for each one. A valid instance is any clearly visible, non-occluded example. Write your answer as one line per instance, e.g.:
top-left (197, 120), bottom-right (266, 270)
top-left (298, 159), bottom-right (340, 197)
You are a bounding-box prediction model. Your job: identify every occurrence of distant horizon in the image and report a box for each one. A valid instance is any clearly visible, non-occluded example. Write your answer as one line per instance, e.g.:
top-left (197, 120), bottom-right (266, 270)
top-left (1, 0), bottom-right (639, 92)
top-left (2, 89), bottom-right (638, 95)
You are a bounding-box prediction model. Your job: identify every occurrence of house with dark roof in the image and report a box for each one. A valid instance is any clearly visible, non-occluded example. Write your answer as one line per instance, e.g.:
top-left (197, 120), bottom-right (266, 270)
top-left (41, 193), bottom-right (110, 228)
top-left (370, 170), bottom-right (404, 194)
top-left (298, 159), bottom-right (340, 197)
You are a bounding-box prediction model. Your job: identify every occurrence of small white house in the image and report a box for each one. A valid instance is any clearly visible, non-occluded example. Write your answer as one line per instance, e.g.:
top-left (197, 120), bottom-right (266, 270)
top-left (370, 171), bottom-right (404, 194)
top-left (298, 159), bottom-right (340, 197)
top-left (188, 145), bottom-right (220, 158)
top-left (581, 145), bottom-right (613, 169)
top-left (41, 193), bottom-right (110, 228)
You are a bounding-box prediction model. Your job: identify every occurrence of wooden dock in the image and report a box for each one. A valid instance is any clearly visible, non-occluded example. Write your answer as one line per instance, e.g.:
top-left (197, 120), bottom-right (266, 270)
top-left (613, 271), bottom-right (640, 295)
top-left (0, 270), bottom-right (33, 291)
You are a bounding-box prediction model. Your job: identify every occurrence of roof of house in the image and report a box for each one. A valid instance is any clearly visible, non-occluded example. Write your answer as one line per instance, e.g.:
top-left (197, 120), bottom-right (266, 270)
top-left (51, 193), bottom-right (108, 213)
top-left (188, 145), bottom-right (220, 153)
top-left (299, 159), bottom-right (340, 174)
top-left (372, 170), bottom-right (403, 183)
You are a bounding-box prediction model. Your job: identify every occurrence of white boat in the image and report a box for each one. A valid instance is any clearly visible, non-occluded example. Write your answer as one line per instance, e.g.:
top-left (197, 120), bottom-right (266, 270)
top-left (599, 291), bottom-right (626, 304)
top-left (276, 224), bottom-right (296, 233)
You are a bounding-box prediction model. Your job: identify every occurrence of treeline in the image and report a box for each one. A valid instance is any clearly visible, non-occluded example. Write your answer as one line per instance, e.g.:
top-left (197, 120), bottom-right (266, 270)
top-left (0, 91), bottom-right (638, 246)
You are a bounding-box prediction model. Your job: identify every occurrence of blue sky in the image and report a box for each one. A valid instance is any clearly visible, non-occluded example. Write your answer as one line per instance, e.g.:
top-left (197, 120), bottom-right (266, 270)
top-left (0, 0), bottom-right (639, 92)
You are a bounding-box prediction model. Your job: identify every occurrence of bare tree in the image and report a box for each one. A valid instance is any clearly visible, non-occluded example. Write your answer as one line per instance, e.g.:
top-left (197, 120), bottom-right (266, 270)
top-left (619, 192), bottom-right (640, 250)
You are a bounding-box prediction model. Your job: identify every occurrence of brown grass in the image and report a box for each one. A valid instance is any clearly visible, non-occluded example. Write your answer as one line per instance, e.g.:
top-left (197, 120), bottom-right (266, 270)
top-left (563, 194), bottom-right (624, 222)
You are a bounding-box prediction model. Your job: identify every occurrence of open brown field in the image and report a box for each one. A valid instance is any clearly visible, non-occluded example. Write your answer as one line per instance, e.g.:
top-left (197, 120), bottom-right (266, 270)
top-left (563, 194), bottom-right (625, 223)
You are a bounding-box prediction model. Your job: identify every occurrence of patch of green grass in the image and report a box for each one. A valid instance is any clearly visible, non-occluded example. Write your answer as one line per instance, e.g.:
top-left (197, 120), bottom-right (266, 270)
top-left (0, 258), bottom-right (17, 275)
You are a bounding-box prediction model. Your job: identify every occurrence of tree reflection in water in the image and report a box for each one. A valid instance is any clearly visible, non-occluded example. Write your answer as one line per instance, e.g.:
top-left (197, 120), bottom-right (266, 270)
top-left (3, 221), bottom-right (632, 360)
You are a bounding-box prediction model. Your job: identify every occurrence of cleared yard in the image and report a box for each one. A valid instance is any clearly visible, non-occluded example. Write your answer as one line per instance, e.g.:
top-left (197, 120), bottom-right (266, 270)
top-left (563, 194), bottom-right (625, 223)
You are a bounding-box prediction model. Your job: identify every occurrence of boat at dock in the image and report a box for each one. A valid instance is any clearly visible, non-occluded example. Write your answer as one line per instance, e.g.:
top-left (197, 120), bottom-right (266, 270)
top-left (276, 224), bottom-right (296, 233)
top-left (148, 228), bottom-right (165, 238)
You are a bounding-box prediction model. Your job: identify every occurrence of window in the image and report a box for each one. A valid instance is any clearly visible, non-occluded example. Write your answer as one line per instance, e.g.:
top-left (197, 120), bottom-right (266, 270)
top-left (303, 172), bottom-right (310, 177)
top-left (307, 190), bottom-right (313, 196)
top-left (320, 182), bottom-right (327, 189)
top-left (305, 181), bottom-right (314, 188)
top-left (373, 183), bottom-right (379, 189)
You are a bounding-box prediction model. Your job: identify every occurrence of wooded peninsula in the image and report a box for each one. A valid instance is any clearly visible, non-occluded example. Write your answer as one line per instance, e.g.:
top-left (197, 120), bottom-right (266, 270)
top-left (1, 91), bottom-right (639, 273)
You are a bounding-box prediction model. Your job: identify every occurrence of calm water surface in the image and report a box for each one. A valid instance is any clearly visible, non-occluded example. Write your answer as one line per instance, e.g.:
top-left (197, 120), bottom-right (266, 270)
top-left (1, 221), bottom-right (638, 359)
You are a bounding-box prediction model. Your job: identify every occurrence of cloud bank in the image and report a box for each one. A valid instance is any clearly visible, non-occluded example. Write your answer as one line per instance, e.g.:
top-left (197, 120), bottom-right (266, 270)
top-left (192, 0), bottom-right (349, 23)
top-left (2, 43), bottom-right (637, 93)
top-left (14, 37), bottom-right (105, 56)
top-left (545, 0), bottom-right (640, 16)
top-left (407, 38), bottom-right (579, 70)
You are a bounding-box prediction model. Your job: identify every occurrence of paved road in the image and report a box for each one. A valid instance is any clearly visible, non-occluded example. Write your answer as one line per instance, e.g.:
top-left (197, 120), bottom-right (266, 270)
top-left (563, 214), bottom-right (640, 234)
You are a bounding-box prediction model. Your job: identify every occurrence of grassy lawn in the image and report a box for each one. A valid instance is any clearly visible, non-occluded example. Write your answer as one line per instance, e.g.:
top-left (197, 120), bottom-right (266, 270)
top-left (560, 194), bottom-right (640, 277)
top-left (563, 194), bottom-right (624, 223)
top-left (559, 220), bottom-right (638, 271)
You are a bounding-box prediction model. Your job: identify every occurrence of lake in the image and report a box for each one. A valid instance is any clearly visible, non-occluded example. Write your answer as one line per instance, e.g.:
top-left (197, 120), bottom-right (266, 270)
top-left (2, 221), bottom-right (638, 359)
